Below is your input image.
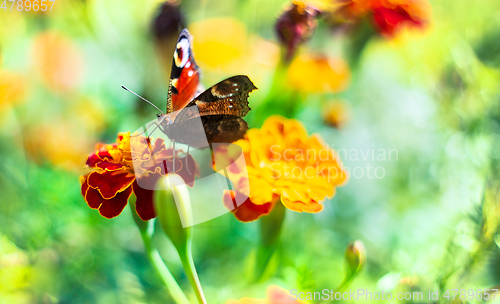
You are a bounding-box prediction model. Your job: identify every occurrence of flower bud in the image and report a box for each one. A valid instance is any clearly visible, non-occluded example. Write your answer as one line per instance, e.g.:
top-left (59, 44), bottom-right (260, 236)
top-left (154, 174), bottom-right (193, 251)
top-left (344, 240), bottom-right (366, 278)
top-left (151, 0), bottom-right (186, 43)
top-left (275, 0), bottom-right (319, 62)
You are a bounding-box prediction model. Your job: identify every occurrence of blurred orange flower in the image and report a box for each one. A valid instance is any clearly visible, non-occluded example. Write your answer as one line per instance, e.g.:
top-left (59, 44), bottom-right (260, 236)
top-left (215, 116), bottom-right (348, 222)
top-left (32, 31), bottom-right (84, 92)
top-left (322, 100), bottom-right (351, 128)
top-left (23, 97), bottom-right (106, 171)
top-left (287, 53), bottom-right (350, 93)
top-left (226, 285), bottom-right (306, 304)
top-left (80, 133), bottom-right (198, 220)
top-left (0, 70), bottom-right (25, 111)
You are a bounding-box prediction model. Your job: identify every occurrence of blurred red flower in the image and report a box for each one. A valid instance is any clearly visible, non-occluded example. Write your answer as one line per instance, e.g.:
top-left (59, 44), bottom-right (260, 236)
top-left (80, 132), bottom-right (198, 220)
top-left (371, 0), bottom-right (430, 36)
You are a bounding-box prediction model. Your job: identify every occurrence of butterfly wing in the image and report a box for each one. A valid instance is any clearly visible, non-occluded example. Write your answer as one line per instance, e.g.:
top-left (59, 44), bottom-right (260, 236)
top-left (165, 75), bottom-right (257, 146)
top-left (167, 29), bottom-right (201, 113)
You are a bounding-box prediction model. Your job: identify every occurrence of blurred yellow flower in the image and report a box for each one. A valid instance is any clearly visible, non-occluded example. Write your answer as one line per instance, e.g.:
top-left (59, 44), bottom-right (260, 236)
top-left (322, 100), bottom-right (351, 128)
top-left (32, 31), bottom-right (84, 92)
top-left (187, 17), bottom-right (281, 87)
top-left (215, 115), bottom-right (348, 222)
top-left (189, 18), bottom-right (247, 71)
top-left (226, 285), bottom-right (306, 304)
top-left (0, 70), bottom-right (25, 111)
top-left (287, 53), bottom-right (350, 93)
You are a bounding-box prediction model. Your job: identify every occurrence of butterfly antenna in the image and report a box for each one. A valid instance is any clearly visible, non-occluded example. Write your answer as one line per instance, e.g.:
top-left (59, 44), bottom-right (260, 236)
top-left (121, 85), bottom-right (165, 114)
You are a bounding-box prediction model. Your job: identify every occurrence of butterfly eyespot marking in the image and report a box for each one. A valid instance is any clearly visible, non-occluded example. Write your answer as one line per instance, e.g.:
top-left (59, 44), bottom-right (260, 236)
top-left (174, 38), bottom-right (190, 68)
top-left (188, 70), bottom-right (194, 77)
top-left (186, 61), bottom-right (191, 68)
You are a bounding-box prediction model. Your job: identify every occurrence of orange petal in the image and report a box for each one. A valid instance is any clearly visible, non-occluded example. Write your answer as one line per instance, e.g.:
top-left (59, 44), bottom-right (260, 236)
top-left (280, 197), bottom-right (323, 213)
top-left (223, 190), bottom-right (275, 222)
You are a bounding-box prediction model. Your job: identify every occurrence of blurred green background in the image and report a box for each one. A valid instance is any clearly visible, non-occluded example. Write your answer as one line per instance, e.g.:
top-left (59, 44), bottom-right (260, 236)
top-left (1, 0), bottom-right (500, 303)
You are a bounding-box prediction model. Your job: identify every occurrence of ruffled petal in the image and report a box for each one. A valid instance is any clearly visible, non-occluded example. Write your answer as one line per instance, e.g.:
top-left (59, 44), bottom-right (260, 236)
top-left (223, 190), bottom-right (274, 222)
top-left (86, 145), bottom-right (117, 167)
top-left (85, 185), bottom-right (105, 209)
top-left (95, 161), bottom-right (128, 171)
top-left (87, 170), bottom-right (135, 199)
top-left (98, 186), bottom-right (133, 219)
top-left (132, 179), bottom-right (156, 221)
top-left (280, 196), bottom-right (323, 213)
top-left (81, 174), bottom-right (103, 209)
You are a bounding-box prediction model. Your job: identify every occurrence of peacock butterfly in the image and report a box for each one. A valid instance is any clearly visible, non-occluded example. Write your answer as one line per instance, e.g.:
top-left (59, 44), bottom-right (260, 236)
top-left (156, 29), bottom-right (257, 147)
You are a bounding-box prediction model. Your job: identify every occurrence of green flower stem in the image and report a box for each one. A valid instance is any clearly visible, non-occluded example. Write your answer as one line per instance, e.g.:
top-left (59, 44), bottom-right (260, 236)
top-left (335, 241), bottom-right (366, 293)
top-left (176, 242), bottom-right (207, 304)
top-left (334, 276), bottom-right (352, 293)
top-left (154, 175), bottom-right (207, 304)
top-left (129, 197), bottom-right (191, 304)
top-left (346, 18), bottom-right (376, 69)
top-left (251, 57), bottom-right (301, 126)
top-left (255, 202), bottom-right (286, 281)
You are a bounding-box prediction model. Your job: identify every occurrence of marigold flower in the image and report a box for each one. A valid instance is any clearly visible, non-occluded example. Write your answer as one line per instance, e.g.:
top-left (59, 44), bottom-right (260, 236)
top-left (215, 116), bottom-right (348, 222)
top-left (80, 132), bottom-right (198, 220)
top-left (275, 0), bottom-right (319, 62)
top-left (226, 285), bottom-right (306, 304)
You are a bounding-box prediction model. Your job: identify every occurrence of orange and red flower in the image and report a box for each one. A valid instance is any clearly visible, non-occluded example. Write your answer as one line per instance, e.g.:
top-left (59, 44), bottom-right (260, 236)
top-left (330, 0), bottom-right (430, 36)
top-left (80, 132), bottom-right (198, 220)
top-left (214, 116), bottom-right (348, 222)
top-left (370, 0), bottom-right (430, 36)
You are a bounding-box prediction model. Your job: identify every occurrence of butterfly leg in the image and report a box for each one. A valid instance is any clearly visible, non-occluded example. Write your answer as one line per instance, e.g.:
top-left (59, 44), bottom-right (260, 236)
top-left (172, 140), bottom-right (176, 174)
top-left (131, 123), bottom-right (157, 137)
top-left (145, 115), bottom-right (167, 143)
top-left (184, 145), bottom-right (192, 175)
